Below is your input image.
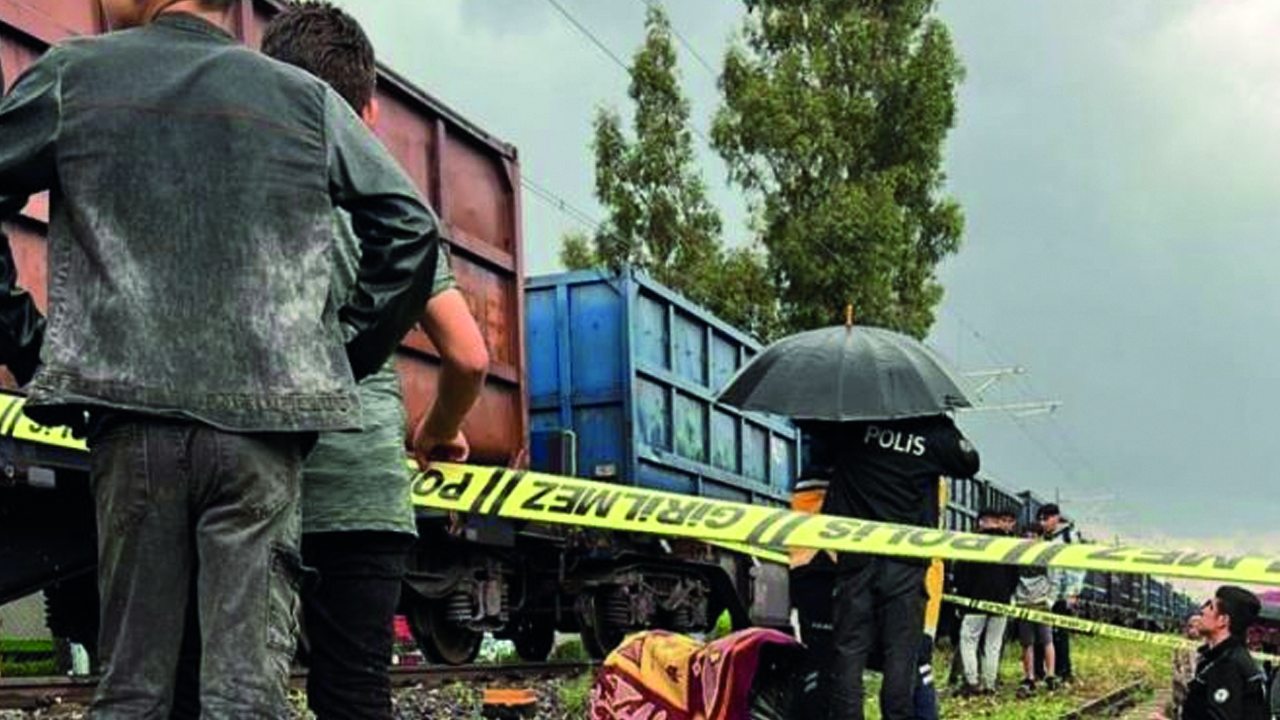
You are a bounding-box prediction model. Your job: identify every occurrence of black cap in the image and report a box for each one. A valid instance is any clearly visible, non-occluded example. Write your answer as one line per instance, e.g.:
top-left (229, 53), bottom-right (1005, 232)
top-left (1036, 503), bottom-right (1061, 520)
top-left (1216, 586), bottom-right (1261, 636)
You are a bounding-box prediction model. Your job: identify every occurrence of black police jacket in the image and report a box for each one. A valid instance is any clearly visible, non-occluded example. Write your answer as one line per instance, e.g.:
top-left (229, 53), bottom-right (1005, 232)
top-left (1182, 637), bottom-right (1268, 720)
top-left (811, 415), bottom-right (979, 527)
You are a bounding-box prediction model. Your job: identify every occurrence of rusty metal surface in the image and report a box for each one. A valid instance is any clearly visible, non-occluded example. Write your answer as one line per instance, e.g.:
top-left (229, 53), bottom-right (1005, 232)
top-left (0, 0), bottom-right (528, 464)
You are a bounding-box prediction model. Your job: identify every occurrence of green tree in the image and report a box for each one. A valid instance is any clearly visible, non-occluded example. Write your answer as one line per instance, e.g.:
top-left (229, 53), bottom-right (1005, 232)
top-left (713, 0), bottom-right (965, 339)
top-left (560, 5), bottom-right (779, 340)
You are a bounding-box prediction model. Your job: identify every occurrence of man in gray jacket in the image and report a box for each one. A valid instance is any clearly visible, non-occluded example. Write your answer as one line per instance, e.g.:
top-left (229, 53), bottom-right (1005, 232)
top-left (0, 0), bottom-right (439, 717)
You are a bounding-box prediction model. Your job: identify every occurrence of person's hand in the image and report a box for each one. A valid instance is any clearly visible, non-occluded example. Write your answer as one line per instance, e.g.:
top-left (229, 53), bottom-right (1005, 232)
top-left (1148, 712), bottom-right (1169, 720)
top-left (412, 413), bottom-right (470, 469)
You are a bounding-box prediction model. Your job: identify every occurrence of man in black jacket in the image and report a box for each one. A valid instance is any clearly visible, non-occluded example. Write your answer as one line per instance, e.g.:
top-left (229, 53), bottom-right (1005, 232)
top-left (806, 415), bottom-right (980, 720)
top-left (952, 508), bottom-right (1020, 695)
top-left (1153, 586), bottom-right (1269, 720)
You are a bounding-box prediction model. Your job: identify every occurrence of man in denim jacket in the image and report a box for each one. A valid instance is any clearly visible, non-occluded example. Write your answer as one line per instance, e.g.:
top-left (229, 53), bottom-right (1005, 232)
top-left (0, 0), bottom-right (440, 717)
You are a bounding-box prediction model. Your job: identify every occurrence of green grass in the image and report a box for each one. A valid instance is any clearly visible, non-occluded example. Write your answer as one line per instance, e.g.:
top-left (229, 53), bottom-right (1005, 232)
top-left (861, 635), bottom-right (1171, 720)
top-left (0, 658), bottom-right (60, 677)
top-left (550, 637), bottom-right (589, 662)
top-left (0, 638), bottom-right (55, 654)
top-left (557, 672), bottom-right (596, 717)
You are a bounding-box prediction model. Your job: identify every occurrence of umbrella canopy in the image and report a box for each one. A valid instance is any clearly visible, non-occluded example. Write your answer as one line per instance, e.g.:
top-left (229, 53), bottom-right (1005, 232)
top-left (716, 324), bottom-right (972, 422)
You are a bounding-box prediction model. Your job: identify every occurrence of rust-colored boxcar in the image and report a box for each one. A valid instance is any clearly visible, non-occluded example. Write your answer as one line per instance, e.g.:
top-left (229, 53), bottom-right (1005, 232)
top-left (0, 0), bottom-right (528, 466)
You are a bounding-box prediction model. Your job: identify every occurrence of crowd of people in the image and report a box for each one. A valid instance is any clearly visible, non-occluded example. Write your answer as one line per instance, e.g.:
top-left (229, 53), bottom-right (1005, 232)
top-left (949, 502), bottom-right (1084, 699)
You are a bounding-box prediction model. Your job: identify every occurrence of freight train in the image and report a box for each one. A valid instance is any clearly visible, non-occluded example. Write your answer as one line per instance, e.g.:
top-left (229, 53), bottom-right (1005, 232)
top-left (0, 0), bottom-right (794, 669)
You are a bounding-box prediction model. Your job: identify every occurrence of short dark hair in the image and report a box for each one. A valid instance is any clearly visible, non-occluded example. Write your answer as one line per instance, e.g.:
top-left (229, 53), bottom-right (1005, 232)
top-left (261, 1), bottom-right (376, 113)
top-left (1216, 586), bottom-right (1261, 637)
top-left (1036, 503), bottom-right (1061, 520)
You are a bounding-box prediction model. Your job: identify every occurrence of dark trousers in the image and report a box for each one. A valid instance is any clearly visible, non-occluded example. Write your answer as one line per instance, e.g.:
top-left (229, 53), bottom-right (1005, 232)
top-left (792, 567), bottom-right (836, 720)
top-left (830, 559), bottom-right (927, 720)
top-left (169, 531), bottom-right (413, 720)
top-left (1051, 599), bottom-right (1073, 680)
top-left (912, 634), bottom-right (938, 720)
top-left (1033, 600), bottom-right (1073, 680)
top-left (301, 531), bottom-right (413, 720)
top-left (87, 418), bottom-right (307, 720)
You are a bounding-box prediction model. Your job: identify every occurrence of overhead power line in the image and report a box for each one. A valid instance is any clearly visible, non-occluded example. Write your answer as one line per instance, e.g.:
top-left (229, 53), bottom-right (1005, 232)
top-left (542, 0), bottom-right (630, 72)
top-left (634, 0), bottom-right (718, 77)
top-left (520, 176), bottom-right (603, 233)
top-left (540, 0), bottom-right (713, 146)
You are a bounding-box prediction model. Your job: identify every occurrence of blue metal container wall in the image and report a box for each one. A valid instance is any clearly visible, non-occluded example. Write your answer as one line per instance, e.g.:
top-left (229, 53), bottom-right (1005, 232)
top-left (525, 270), bottom-right (797, 505)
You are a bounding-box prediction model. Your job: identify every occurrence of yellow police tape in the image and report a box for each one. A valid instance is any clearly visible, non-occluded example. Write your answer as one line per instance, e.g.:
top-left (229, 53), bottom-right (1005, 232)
top-left (707, 540), bottom-right (1279, 659)
top-left (412, 463), bottom-right (1280, 586)
top-left (943, 595), bottom-right (1189, 650)
top-left (945, 595), bottom-right (1280, 662)
top-left (0, 392), bottom-right (84, 450)
top-left (3, 386), bottom-right (1279, 588)
top-left (703, 539), bottom-right (1244, 656)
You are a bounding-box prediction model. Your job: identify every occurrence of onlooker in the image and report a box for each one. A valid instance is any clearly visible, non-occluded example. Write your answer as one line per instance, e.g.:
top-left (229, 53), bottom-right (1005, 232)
top-left (1014, 522), bottom-right (1058, 697)
top-left (953, 508), bottom-right (1020, 695)
top-left (1037, 504), bottom-right (1083, 683)
top-left (0, 1), bottom-right (441, 717)
top-left (804, 416), bottom-right (980, 720)
top-left (262, 5), bottom-right (487, 720)
top-left (1151, 586), bottom-right (1268, 720)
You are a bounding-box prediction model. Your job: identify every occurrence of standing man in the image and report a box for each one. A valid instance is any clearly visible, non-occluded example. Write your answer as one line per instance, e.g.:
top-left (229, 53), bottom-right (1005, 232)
top-left (1151, 587), bottom-right (1269, 720)
top-left (1038, 503), bottom-right (1083, 683)
top-left (0, 1), bottom-right (441, 717)
top-left (952, 507), bottom-right (1020, 695)
top-left (1014, 523), bottom-right (1058, 697)
top-left (261, 4), bottom-right (488, 718)
top-left (804, 416), bottom-right (980, 720)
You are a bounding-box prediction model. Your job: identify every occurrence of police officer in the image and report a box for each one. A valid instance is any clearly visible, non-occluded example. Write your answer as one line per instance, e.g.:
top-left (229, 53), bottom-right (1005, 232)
top-left (1152, 586), bottom-right (1269, 720)
top-left (802, 416), bottom-right (980, 720)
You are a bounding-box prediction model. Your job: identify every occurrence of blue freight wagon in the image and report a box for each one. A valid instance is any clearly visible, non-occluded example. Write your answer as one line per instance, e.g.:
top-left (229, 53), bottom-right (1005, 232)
top-left (525, 269), bottom-right (799, 506)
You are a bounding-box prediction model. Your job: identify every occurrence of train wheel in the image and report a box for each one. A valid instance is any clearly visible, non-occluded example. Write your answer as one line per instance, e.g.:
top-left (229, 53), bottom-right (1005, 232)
top-left (579, 591), bottom-right (627, 660)
top-left (511, 616), bottom-right (555, 662)
top-left (404, 593), bottom-right (483, 665)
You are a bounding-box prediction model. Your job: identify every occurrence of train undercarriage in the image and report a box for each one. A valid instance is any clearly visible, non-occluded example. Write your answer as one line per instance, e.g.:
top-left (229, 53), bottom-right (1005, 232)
top-left (1, 449), bottom-right (789, 669)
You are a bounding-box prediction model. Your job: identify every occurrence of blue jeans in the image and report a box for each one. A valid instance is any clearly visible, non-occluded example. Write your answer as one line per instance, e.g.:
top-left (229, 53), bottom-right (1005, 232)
top-left (88, 417), bottom-right (308, 720)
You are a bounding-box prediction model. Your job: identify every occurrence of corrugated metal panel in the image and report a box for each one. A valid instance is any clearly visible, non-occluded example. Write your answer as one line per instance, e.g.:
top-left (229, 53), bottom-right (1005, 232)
top-left (0, 0), bottom-right (528, 465)
top-left (525, 269), bottom-right (796, 505)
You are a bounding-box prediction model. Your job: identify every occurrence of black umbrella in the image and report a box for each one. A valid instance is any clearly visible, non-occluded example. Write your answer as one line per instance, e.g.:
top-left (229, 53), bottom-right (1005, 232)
top-left (716, 322), bottom-right (972, 421)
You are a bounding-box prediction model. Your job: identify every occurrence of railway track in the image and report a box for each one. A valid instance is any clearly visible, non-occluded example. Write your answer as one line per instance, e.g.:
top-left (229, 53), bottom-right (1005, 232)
top-left (0, 661), bottom-right (599, 711)
top-left (1060, 680), bottom-right (1149, 719)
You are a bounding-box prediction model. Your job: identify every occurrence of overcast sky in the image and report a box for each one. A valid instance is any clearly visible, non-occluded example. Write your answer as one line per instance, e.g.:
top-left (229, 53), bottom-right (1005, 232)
top-left (336, 0), bottom-right (1280, 564)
